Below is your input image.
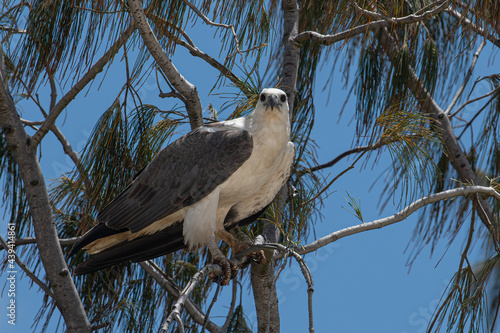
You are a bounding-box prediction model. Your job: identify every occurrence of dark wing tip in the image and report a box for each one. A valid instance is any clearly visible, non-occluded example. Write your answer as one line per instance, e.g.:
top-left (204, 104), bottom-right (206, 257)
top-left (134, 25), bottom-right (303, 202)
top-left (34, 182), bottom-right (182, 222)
top-left (69, 223), bottom-right (128, 257)
top-left (72, 222), bottom-right (185, 275)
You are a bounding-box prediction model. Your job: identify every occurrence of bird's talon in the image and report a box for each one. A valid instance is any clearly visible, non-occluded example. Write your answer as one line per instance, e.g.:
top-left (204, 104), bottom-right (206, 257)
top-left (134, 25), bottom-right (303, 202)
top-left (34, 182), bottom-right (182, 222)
top-left (212, 258), bottom-right (238, 285)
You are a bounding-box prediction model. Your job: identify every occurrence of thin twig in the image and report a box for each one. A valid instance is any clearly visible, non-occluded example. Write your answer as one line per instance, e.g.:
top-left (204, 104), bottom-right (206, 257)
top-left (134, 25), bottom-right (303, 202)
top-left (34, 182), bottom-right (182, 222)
top-left (300, 151), bottom-right (367, 208)
top-left (445, 39), bottom-right (486, 115)
top-left (287, 250), bottom-right (315, 333)
top-left (32, 23), bottom-right (136, 146)
top-left (0, 236), bottom-right (80, 250)
top-left (221, 280), bottom-right (238, 331)
top-left (0, 235), bottom-right (55, 299)
top-left (180, 0), bottom-right (241, 53)
top-left (304, 140), bottom-right (386, 174)
top-left (138, 260), bottom-right (223, 333)
top-left (201, 281), bottom-right (221, 333)
top-left (475, 196), bottom-right (500, 253)
top-left (156, 28), bottom-right (246, 93)
top-left (445, 8), bottom-right (500, 49)
top-left (449, 84), bottom-right (500, 118)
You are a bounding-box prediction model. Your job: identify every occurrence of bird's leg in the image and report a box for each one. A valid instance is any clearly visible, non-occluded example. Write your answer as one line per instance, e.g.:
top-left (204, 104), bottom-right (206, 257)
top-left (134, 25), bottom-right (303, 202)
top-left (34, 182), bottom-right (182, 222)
top-left (217, 229), bottom-right (266, 265)
top-left (207, 235), bottom-right (237, 285)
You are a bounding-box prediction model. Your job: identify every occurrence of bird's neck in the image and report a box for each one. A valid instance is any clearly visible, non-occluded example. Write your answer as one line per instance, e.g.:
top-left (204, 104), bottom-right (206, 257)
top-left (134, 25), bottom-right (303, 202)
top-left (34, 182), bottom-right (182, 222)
top-left (247, 109), bottom-right (291, 138)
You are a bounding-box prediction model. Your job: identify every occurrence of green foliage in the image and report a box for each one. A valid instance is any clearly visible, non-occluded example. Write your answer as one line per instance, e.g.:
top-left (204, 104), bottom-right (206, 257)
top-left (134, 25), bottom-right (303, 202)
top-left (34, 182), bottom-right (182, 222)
top-left (16, 0), bottom-right (128, 88)
top-left (226, 305), bottom-right (252, 333)
top-left (342, 192), bottom-right (364, 222)
top-left (0, 136), bottom-right (30, 235)
top-left (429, 252), bottom-right (499, 333)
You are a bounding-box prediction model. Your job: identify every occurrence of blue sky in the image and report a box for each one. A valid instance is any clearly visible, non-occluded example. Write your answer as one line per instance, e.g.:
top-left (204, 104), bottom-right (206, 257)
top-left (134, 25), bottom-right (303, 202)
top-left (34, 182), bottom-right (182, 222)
top-left (1, 17), bottom-right (498, 333)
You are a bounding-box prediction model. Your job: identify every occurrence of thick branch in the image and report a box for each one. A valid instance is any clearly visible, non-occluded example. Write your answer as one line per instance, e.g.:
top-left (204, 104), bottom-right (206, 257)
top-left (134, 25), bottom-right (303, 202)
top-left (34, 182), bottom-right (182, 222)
top-left (32, 23), bottom-right (136, 146)
top-left (0, 59), bottom-right (91, 332)
top-left (128, 0), bottom-right (203, 130)
top-left (296, 186), bottom-right (500, 255)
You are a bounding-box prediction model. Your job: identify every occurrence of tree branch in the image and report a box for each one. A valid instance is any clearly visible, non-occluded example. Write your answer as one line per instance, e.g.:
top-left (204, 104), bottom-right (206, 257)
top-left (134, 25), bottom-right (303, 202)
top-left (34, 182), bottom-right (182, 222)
top-left (221, 280), bottom-right (238, 331)
top-left (31, 23), bottom-right (136, 147)
top-left (0, 236), bottom-right (80, 250)
top-left (445, 8), bottom-right (500, 49)
top-left (0, 49), bottom-right (91, 332)
top-left (128, 0), bottom-right (203, 130)
top-left (450, 84), bottom-right (500, 118)
top-left (378, 28), bottom-right (497, 233)
top-left (138, 261), bottom-right (223, 333)
top-left (0, 235), bottom-right (55, 299)
top-left (296, 186), bottom-right (500, 255)
top-left (445, 39), bottom-right (486, 115)
top-left (160, 263), bottom-right (223, 332)
top-left (304, 139), bottom-right (387, 174)
top-left (180, 0), bottom-right (242, 53)
top-left (151, 17), bottom-right (246, 93)
top-left (294, 0), bottom-right (453, 45)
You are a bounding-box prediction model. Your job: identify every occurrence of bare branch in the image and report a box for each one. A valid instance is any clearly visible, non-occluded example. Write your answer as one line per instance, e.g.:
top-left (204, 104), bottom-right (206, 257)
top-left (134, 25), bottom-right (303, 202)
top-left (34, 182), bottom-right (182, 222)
top-left (128, 0), bottom-right (203, 130)
top-left (49, 124), bottom-right (92, 191)
top-left (153, 24), bottom-right (246, 93)
top-left (0, 235), bottom-right (55, 299)
top-left (31, 23), bottom-right (136, 146)
top-left (294, 0), bottom-right (453, 45)
top-left (296, 186), bottom-right (500, 255)
top-left (378, 28), bottom-right (496, 232)
top-left (20, 118), bottom-right (44, 126)
top-left (180, 0), bottom-right (241, 53)
top-left (450, 84), bottom-right (500, 118)
top-left (445, 8), bottom-right (500, 49)
top-left (0, 236), bottom-right (80, 250)
top-left (304, 139), bottom-right (387, 174)
top-left (221, 280), bottom-right (238, 331)
top-left (0, 49), bottom-right (91, 331)
top-left (138, 261), bottom-right (223, 333)
top-left (160, 264), bottom-right (223, 332)
top-left (445, 39), bottom-right (487, 115)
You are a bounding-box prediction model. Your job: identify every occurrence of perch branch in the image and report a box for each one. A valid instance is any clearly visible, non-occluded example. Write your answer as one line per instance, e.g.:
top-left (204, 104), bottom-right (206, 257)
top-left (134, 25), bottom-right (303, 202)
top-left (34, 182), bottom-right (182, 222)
top-left (296, 186), bottom-right (500, 255)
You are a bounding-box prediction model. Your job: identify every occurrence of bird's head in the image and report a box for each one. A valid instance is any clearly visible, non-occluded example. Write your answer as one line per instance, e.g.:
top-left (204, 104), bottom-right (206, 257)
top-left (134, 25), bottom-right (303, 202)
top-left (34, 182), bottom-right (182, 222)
top-left (256, 88), bottom-right (289, 115)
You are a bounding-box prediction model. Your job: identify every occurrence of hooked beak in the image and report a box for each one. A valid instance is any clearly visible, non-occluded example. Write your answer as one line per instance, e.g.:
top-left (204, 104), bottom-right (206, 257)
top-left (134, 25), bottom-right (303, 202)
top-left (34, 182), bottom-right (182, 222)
top-left (264, 95), bottom-right (281, 111)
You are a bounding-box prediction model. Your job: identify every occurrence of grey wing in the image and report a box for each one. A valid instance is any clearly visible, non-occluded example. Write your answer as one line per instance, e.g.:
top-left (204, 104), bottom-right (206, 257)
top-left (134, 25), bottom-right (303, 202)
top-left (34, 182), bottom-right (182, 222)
top-left (97, 126), bottom-right (253, 232)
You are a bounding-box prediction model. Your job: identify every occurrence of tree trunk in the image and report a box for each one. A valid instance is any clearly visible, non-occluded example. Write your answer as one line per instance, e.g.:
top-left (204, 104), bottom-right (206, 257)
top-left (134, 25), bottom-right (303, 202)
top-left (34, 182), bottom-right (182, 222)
top-left (249, 1), bottom-right (300, 332)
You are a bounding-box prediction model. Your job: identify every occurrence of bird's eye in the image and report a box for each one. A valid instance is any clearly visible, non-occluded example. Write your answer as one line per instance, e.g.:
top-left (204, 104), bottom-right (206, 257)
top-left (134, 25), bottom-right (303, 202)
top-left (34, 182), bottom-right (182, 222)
top-left (280, 95), bottom-right (286, 102)
top-left (260, 94), bottom-right (266, 102)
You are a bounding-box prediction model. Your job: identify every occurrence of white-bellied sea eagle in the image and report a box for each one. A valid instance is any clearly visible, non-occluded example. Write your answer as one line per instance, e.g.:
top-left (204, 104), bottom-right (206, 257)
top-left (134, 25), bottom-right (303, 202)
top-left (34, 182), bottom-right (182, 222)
top-left (69, 88), bottom-right (295, 284)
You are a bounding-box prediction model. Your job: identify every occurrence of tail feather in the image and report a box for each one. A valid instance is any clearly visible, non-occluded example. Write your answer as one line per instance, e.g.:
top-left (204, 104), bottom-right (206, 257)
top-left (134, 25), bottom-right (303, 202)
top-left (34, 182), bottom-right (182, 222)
top-left (73, 222), bottom-right (185, 275)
